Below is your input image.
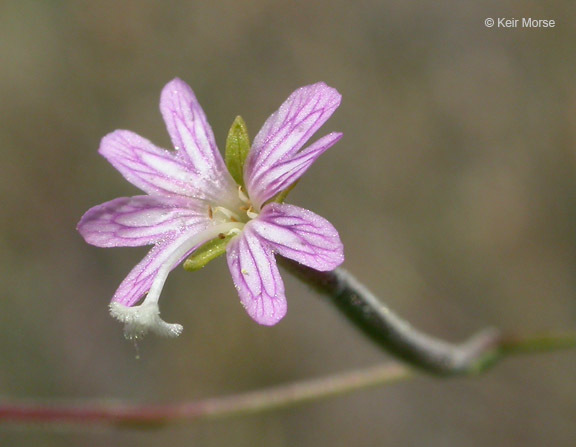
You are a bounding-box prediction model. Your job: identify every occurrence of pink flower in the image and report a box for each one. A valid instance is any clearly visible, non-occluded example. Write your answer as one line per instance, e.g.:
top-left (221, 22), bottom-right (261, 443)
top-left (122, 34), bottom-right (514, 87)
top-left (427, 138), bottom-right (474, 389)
top-left (78, 79), bottom-right (344, 338)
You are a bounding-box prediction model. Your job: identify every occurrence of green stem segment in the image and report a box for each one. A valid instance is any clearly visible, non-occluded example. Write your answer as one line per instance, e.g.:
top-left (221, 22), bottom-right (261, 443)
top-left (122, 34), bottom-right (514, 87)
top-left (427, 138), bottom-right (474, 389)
top-left (280, 258), bottom-right (552, 376)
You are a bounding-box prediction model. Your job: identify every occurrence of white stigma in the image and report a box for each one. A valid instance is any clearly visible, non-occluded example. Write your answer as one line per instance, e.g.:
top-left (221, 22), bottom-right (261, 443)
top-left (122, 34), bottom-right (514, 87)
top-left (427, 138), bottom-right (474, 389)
top-left (110, 301), bottom-right (183, 339)
top-left (110, 222), bottom-right (244, 339)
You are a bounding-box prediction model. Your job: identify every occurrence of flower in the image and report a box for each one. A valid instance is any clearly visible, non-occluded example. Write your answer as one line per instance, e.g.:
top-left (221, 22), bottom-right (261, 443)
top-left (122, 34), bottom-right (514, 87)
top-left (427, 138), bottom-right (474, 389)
top-left (77, 78), bottom-right (344, 338)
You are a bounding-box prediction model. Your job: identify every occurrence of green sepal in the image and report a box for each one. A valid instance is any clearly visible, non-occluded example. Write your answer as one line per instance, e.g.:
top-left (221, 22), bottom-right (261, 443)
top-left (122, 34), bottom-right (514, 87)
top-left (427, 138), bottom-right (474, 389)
top-left (225, 116), bottom-right (251, 187)
top-left (271, 180), bottom-right (299, 204)
top-left (183, 233), bottom-right (236, 272)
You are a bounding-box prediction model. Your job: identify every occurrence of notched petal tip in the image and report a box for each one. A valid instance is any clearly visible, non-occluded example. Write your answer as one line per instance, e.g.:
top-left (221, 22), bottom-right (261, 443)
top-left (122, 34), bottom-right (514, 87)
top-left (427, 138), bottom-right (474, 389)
top-left (109, 302), bottom-right (183, 339)
top-left (251, 305), bottom-right (286, 326)
top-left (162, 77), bottom-right (190, 95)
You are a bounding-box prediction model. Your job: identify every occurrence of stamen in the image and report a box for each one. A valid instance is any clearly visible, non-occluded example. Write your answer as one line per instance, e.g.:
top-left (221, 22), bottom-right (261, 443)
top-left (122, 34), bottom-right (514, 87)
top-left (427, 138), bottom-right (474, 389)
top-left (238, 185), bottom-right (250, 204)
top-left (238, 186), bottom-right (258, 219)
top-left (227, 228), bottom-right (242, 236)
top-left (212, 206), bottom-right (242, 223)
top-left (246, 207), bottom-right (259, 219)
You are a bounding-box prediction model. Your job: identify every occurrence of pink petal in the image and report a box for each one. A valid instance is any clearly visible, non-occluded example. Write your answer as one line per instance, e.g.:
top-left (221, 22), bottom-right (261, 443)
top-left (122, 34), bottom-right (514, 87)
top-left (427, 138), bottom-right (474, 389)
top-left (99, 130), bottom-right (232, 204)
top-left (226, 225), bottom-right (287, 325)
top-left (77, 195), bottom-right (211, 247)
top-left (248, 132), bottom-right (342, 205)
top-left (245, 83), bottom-right (341, 207)
top-left (251, 203), bottom-right (344, 271)
top-left (111, 229), bottom-right (209, 307)
top-left (160, 79), bottom-right (238, 205)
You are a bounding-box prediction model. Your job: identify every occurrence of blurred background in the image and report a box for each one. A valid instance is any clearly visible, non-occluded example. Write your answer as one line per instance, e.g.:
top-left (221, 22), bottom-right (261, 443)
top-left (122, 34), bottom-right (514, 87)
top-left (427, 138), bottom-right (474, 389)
top-left (1, 1), bottom-right (575, 445)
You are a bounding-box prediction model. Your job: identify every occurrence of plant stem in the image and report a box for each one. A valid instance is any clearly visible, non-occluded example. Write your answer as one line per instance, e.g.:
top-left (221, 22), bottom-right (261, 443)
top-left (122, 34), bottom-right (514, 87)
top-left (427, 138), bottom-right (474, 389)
top-left (0, 330), bottom-right (574, 428)
top-left (1, 263), bottom-right (574, 428)
top-left (0, 364), bottom-right (412, 427)
top-left (280, 259), bottom-right (510, 375)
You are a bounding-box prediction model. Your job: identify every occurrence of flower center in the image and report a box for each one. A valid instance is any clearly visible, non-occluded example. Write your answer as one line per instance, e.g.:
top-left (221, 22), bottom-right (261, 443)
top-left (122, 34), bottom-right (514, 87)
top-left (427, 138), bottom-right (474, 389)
top-left (210, 186), bottom-right (258, 225)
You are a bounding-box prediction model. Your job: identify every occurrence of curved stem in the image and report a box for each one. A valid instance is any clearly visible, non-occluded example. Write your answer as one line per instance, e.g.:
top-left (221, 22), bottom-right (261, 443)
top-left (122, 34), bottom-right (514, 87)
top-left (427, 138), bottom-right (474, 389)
top-left (1, 262), bottom-right (574, 428)
top-left (279, 259), bottom-right (500, 376)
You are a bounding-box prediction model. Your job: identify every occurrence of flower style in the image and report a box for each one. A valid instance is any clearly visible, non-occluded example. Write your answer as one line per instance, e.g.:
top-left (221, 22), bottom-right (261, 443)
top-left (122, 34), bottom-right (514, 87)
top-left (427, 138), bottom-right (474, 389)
top-left (78, 79), bottom-right (344, 338)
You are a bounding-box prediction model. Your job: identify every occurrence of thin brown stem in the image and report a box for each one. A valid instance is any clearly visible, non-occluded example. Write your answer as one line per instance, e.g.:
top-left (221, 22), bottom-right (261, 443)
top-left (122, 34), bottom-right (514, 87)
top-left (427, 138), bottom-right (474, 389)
top-left (0, 331), bottom-right (573, 428)
top-left (0, 364), bottom-right (412, 427)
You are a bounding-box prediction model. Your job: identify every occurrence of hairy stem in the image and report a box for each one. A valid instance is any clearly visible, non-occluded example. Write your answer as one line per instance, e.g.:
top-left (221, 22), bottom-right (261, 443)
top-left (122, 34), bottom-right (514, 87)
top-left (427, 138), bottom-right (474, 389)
top-left (280, 259), bottom-right (503, 376)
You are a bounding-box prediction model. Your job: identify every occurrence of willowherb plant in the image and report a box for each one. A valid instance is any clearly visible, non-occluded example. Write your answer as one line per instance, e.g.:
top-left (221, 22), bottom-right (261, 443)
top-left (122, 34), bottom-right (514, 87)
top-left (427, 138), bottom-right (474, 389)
top-left (78, 79), bottom-right (344, 339)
